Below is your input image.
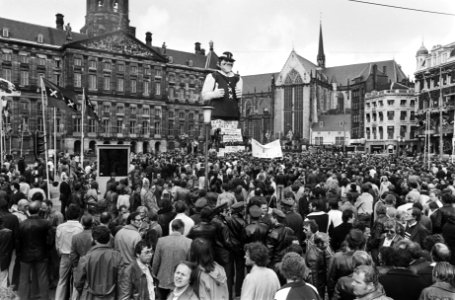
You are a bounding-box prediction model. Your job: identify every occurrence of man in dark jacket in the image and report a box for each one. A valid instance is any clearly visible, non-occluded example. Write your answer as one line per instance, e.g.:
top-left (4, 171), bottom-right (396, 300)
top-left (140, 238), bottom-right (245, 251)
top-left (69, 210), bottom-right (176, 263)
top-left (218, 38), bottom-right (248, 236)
top-left (75, 226), bottom-right (123, 299)
top-left (243, 205), bottom-right (269, 244)
top-left (0, 217), bottom-right (13, 286)
top-left (16, 200), bottom-right (52, 300)
top-left (266, 208), bottom-right (295, 268)
top-left (120, 240), bottom-right (155, 300)
top-left (59, 172), bottom-right (72, 215)
top-left (430, 189), bottom-right (455, 233)
top-left (281, 197), bottom-right (304, 244)
top-left (225, 201), bottom-right (247, 297)
top-left (330, 209), bottom-right (354, 252)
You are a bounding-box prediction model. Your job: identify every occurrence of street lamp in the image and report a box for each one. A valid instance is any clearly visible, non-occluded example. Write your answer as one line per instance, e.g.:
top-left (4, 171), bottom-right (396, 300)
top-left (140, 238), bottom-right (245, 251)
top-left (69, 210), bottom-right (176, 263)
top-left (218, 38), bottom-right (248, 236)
top-left (203, 106), bottom-right (213, 190)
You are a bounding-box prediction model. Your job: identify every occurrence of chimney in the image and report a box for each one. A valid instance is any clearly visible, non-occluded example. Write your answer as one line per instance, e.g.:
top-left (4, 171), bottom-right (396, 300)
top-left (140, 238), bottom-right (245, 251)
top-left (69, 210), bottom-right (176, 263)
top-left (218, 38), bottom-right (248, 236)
top-left (195, 42), bottom-right (201, 54)
top-left (56, 13), bottom-right (64, 30)
top-left (145, 32), bottom-right (152, 47)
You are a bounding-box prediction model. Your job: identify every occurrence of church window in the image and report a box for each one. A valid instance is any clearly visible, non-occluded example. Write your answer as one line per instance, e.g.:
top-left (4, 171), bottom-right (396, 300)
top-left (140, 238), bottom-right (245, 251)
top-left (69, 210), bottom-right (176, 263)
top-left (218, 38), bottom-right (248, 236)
top-left (2, 28), bottom-right (9, 37)
top-left (97, 1), bottom-right (104, 7)
top-left (113, 1), bottom-right (119, 12)
top-left (37, 34), bottom-right (44, 43)
top-left (284, 69), bottom-right (302, 85)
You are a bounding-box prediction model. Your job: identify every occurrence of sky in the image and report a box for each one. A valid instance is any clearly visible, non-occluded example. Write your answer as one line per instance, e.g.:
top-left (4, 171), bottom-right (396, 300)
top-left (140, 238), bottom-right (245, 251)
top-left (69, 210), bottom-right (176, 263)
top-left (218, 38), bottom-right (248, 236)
top-left (4, 0), bottom-right (455, 79)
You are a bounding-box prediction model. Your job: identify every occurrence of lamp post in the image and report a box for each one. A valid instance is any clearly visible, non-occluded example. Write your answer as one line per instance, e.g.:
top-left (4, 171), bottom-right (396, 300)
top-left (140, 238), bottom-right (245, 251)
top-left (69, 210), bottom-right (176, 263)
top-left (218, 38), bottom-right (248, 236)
top-left (203, 106), bottom-right (213, 190)
top-left (397, 136), bottom-right (403, 156)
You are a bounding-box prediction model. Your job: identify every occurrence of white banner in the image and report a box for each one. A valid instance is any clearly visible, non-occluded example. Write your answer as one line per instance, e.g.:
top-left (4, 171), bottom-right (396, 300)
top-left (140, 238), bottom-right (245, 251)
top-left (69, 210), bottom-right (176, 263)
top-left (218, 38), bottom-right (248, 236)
top-left (225, 145), bottom-right (245, 153)
top-left (252, 139), bottom-right (283, 159)
top-left (222, 135), bottom-right (243, 143)
top-left (211, 119), bottom-right (238, 129)
top-left (220, 128), bottom-right (241, 135)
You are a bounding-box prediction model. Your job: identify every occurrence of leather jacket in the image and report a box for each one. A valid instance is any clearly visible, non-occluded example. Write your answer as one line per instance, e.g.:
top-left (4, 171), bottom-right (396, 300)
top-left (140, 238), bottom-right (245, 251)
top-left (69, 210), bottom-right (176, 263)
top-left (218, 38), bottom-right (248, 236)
top-left (16, 215), bottom-right (52, 263)
top-left (266, 223), bottom-right (295, 266)
top-left (244, 220), bottom-right (269, 244)
top-left (212, 215), bottom-right (234, 265)
top-left (225, 214), bottom-right (246, 253)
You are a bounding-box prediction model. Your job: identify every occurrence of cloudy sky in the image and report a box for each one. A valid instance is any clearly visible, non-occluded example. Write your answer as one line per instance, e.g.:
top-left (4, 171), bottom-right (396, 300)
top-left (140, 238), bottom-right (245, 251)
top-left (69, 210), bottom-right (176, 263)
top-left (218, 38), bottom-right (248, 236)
top-left (5, 0), bottom-right (455, 78)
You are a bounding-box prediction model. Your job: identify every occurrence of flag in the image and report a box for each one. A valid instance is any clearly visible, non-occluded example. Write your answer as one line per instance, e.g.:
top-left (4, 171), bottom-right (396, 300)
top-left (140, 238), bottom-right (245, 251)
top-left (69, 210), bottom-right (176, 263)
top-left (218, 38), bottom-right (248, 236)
top-left (252, 139), bottom-right (283, 159)
top-left (84, 91), bottom-right (101, 123)
top-left (0, 78), bottom-right (21, 96)
top-left (41, 78), bottom-right (78, 113)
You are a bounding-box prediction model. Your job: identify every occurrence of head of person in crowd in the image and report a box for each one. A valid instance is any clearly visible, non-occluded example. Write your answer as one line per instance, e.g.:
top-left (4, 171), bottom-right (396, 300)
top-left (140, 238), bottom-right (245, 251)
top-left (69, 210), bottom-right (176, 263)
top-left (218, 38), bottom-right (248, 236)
top-left (309, 198), bottom-right (325, 213)
top-left (17, 199), bottom-right (29, 213)
top-left (440, 189), bottom-right (454, 205)
top-left (100, 211), bottom-right (111, 226)
top-left (10, 182), bottom-right (19, 193)
top-left (66, 204), bottom-right (80, 221)
top-left (248, 205), bottom-right (262, 221)
top-left (423, 234), bottom-right (446, 253)
top-left (346, 229), bottom-right (366, 251)
top-left (135, 240), bottom-right (153, 265)
top-left (378, 247), bottom-right (395, 267)
top-left (280, 252), bottom-right (307, 282)
top-left (285, 243), bottom-right (304, 257)
top-left (28, 200), bottom-right (42, 216)
top-left (231, 201), bottom-right (245, 217)
top-left (383, 219), bottom-right (398, 240)
top-left (39, 200), bottom-right (53, 217)
top-left (314, 232), bottom-right (330, 251)
top-left (244, 242), bottom-right (270, 268)
top-left (351, 265), bottom-right (381, 298)
top-left (136, 206), bottom-right (149, 221)
top-left (392, 241), bottom-right (414, 267)
top-left (171, 219), bottom-right (185, 235)
top-left (200, 207), bottom-right (213, 223)
top-left (173, 261), bottom-right (197, 292)
top-left (31, 191), bottom-right (44, 202)
top-left (303, 219), bottom-right (319, 240)
top-left (429, 189), bottom-right (441, 203)
top-left (190, 238), bottom-right (215, 272)
top-left (281, 197), bottom-right (295, 213)
top-left (81, 214), bottom-right (94, 230)
top-left (270, 208), bottom-right (286, 225)
top-left (342, 209), bottom-right (355, 224)
top-left (352, 251), bottom-right (374, 269)
top-left (432, 262), bottom-right (455, 286)
top-left (92, 225), bottom-right (111, 245)
top-left (430, 243), bottom-right (451, 263)
top-left (174, 200), bottom-right (188, 215)
top-left (128, 211), bottom-right (143, 229)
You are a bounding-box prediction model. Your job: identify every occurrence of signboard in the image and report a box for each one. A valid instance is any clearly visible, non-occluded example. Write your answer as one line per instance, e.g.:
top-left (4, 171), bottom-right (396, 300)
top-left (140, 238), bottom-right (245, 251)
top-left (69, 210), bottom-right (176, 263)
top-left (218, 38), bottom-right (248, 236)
top-left (97, 144), bottom-right (130, 196)
top-left (211, 119), bottom-right (238, 129)
top-left (225, 145), bottom-right (245, 153)
top-left (223, 135), bottom-right (243, 143)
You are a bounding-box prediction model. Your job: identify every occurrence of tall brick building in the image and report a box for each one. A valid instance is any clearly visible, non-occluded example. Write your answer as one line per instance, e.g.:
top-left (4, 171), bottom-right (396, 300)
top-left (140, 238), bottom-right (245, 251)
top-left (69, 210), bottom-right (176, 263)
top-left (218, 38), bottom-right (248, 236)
top-left (0, 0), bottom-right (219, 156)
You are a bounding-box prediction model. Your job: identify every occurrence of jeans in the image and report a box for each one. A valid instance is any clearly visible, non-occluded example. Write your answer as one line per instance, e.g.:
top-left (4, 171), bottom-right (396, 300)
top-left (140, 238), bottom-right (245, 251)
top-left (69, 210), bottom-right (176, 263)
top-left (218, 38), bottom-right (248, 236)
top-left (17, 260), bottom-right (49, 300)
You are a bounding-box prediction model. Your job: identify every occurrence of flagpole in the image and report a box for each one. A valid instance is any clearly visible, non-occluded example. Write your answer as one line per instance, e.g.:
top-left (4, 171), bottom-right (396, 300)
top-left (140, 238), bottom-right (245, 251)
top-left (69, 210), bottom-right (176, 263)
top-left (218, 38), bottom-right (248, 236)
top-left (54, 108), bottom-right (57, 180)
top-left (20, 119), bottom-right (24, 157)
top-left (0, 93), bottom-right (3, 168)
top-left (40, 78), bottom-right (51, 200)
top-left (81, 88), bottom-right (85, 171)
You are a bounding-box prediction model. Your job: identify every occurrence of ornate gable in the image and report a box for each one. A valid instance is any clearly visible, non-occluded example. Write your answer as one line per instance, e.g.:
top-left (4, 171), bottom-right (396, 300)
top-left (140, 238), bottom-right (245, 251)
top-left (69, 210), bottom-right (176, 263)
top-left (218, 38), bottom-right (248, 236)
top-left (64, 31), bottom-right (166, 61)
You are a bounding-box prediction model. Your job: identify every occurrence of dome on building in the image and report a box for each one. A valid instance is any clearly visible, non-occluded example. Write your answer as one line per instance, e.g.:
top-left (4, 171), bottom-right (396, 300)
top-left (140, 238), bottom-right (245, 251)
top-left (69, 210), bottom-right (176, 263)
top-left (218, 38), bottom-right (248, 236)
top-left (416, 44), bottom-right (428, 56)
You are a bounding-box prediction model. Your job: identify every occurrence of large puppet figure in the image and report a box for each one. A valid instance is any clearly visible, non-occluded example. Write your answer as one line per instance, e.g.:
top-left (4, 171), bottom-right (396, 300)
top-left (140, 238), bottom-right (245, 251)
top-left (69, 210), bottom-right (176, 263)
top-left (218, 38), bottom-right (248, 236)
top-left (201, 51), bottom-right (243, 120)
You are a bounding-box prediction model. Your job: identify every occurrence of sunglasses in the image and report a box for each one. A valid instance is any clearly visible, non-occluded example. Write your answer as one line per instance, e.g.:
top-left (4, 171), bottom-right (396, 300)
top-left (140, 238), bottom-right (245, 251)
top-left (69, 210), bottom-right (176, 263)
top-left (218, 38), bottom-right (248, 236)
top-left (385, 230), bottom-right (395, 234)
top-left (134, 218), bottom-right (143, 222)
top-left (221, 62), bottom-right (233, 66)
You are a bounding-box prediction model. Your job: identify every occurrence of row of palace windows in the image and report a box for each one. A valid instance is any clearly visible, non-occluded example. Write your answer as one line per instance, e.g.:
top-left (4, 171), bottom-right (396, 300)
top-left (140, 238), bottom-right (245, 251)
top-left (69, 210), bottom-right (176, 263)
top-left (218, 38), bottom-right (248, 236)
top-left (365, 126), bottom-right (416, 140)
top-left (366, 99), bottom-right (416, 108)
top-left (366, 111), bottom-right (415, 122)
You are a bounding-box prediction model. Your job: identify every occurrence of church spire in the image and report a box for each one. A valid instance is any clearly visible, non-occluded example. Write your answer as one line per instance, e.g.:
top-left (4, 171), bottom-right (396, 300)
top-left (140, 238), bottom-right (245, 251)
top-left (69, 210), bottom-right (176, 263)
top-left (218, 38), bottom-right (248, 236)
top-left (317, 21), bottom-right (325, 68)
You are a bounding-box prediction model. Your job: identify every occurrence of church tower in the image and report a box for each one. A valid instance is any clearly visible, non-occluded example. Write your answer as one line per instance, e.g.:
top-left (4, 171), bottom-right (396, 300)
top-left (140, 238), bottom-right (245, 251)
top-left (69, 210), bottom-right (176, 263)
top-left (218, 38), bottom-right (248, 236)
top-left (317, 23), bottom-right (326, 68)
top-left (80, 0), bottom-right (135, 37)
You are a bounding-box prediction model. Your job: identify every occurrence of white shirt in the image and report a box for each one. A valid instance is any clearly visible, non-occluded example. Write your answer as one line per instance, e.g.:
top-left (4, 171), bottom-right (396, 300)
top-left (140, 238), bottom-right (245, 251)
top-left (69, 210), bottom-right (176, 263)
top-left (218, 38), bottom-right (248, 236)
top-left (328, 209), bottom-right (343, 229)
top-left (169, 213), bottom-right (195, 236)
top-left (56, 220), bottom-right (83, 254)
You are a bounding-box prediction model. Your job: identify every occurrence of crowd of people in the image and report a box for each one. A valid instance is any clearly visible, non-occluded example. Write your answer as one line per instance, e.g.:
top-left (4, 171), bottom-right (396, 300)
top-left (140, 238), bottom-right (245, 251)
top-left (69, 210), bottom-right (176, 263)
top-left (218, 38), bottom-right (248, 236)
top-left (1, 149), bottom-right (455, 300)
